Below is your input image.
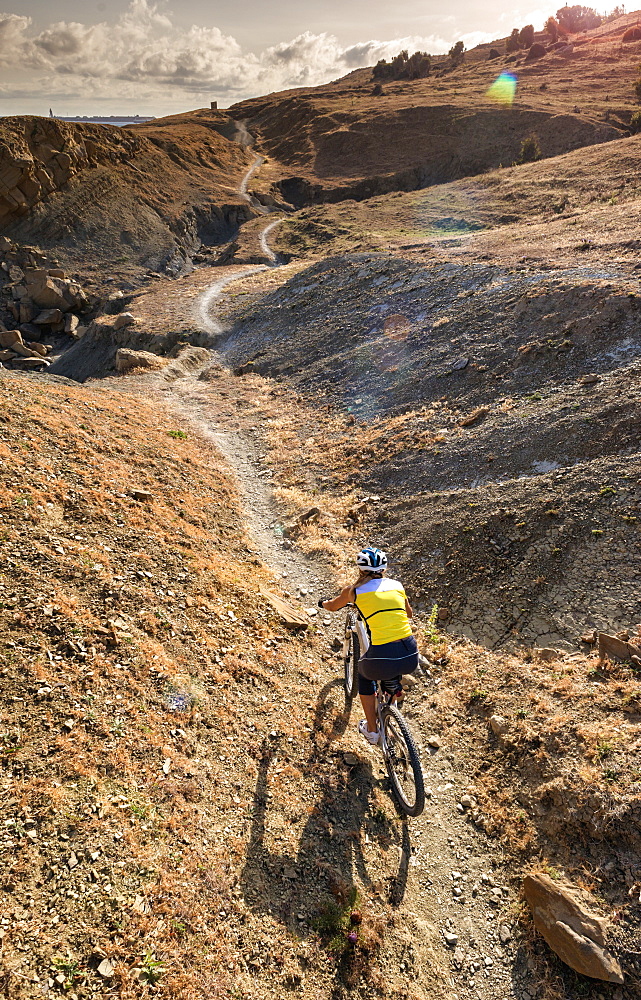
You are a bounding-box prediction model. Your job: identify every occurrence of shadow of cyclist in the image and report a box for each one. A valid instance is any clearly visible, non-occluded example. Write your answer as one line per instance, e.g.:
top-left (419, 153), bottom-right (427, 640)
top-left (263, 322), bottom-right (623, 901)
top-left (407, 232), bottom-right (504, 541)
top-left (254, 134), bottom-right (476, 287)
top-left (240, 679), bottom-right (412, 932)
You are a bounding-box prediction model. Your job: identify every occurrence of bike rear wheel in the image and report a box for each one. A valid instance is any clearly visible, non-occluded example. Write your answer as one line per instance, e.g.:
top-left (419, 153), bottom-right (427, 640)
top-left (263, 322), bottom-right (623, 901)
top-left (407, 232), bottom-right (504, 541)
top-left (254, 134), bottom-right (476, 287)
top-left (381, 704), bottom-right (425, 817)
top-left (343, 613), bottom-right (359, 700)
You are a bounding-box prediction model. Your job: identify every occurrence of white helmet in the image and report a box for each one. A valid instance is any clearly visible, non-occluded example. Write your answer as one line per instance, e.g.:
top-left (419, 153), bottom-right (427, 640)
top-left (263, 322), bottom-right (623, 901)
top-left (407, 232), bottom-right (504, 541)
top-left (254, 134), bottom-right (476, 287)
top-left (356, 547), bottom-right (388, 572)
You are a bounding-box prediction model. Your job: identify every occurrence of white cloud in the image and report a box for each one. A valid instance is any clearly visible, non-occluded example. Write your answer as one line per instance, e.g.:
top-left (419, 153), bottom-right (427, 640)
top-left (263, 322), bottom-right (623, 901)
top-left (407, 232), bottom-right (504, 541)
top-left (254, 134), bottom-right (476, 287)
top-left (0, 0), bottom-right (489, 114)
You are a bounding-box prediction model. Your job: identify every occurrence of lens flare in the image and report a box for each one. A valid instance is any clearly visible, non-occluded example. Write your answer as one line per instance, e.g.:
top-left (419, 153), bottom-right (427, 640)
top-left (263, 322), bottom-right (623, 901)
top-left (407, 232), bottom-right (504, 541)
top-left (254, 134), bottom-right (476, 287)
top-left (383, 313), bottom-right (411, 341)
top-left (486, 72), bottom-right (517, 106)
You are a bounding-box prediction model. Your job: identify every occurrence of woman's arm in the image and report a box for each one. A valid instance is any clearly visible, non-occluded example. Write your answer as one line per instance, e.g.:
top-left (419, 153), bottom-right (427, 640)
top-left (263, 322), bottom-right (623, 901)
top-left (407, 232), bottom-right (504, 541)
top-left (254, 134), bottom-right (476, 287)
top-left (320, 586), bottom-right (354, 613)
top-left (405, 598), bottom-right (413, 619)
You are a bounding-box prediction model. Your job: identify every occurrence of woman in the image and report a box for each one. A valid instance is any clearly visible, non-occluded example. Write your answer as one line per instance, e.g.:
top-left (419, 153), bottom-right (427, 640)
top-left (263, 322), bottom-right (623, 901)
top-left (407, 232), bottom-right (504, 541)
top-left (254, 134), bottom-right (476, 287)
top-left (319, 547), bottom-right (418, 744)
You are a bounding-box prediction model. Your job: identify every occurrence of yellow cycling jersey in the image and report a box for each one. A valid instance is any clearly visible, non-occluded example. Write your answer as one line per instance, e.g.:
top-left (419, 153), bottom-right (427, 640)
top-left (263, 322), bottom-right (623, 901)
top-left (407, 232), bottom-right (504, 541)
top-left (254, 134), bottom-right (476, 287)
top-left (354, 578), bottom-right (412, 646)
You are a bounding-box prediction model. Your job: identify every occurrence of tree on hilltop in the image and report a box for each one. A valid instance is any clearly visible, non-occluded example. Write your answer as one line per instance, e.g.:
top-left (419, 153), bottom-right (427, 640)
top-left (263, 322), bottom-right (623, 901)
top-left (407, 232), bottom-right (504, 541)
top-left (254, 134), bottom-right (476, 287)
top-left (372, 50), bottom-right (432, 80)
top-left (518, 24), bottom-right (535, 47)
top-left (506, 29), bottom-right (521, 52)
top-left (449, 40), bottom-right (466, 66)
top-left (555, 5), bottom-right (602, 32)
top-left (545, 16), bottom-right (560, 41)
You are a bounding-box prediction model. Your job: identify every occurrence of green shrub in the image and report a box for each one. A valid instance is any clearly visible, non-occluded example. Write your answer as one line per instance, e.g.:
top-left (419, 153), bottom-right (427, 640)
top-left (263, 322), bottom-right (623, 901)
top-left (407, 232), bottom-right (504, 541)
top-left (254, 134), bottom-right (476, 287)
top-left (449, 40), bottom-right (465, 66)
top-left (631, 110), bottom-right (641, 132)
top-left (518, 134), bottom-right (542, 163)
top-left (556, 4), bottom-right (601, 32)
top-left (635, 69), bottom-right (641, 104)
top-left (545, 16), bottom-right (559, 41)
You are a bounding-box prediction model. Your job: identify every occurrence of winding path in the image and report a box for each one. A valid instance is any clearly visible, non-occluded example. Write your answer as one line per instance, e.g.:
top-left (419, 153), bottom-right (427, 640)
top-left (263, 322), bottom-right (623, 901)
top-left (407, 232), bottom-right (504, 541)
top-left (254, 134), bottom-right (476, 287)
top-left (197, 153), bottom-right (284, 334)
top-left (159, 150), bottom-right (534, 1000)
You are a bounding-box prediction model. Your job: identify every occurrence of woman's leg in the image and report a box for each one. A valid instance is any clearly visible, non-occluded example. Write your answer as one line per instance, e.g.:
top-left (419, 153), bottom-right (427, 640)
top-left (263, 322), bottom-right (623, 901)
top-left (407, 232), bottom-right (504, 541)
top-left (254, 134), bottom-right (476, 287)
top-left (357, 673), bottom-right (379, 733)
top-left (359, 693), bottom-right (378, 732)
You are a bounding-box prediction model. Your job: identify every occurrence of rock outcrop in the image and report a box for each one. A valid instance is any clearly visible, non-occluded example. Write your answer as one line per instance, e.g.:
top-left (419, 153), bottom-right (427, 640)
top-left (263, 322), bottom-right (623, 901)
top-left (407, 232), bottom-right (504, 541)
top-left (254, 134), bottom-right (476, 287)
top-left (0, 111), bottom-right (254, 273)
top-left (115, 348), bottom-right (167, 373)
top-left (0, 238), bottom-right (94, 371)
top-left (0, 117), bottom-right (143, 229)
top-left (523, 874), bottom-right (624, 983)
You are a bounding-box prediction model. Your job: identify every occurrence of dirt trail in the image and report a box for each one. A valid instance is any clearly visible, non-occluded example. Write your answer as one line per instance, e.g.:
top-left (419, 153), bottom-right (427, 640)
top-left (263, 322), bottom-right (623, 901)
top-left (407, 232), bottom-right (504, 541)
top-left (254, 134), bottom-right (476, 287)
top-left (109, 153), bottom-right (544, 998)
top-left (162, 367), bottom-right (323, 593)
top-left (126, 241), bottom-right (536, 998)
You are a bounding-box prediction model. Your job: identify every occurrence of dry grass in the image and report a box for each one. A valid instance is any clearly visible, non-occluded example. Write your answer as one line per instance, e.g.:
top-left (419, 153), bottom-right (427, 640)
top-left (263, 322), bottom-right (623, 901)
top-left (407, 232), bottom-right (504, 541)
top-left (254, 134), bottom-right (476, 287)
top-left (0, 371), bottom-right (358, 999)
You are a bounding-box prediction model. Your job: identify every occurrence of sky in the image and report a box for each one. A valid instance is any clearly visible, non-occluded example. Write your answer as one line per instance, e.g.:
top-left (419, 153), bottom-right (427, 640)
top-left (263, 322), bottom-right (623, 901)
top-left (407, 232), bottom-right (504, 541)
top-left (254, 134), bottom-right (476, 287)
top-left (0, 0), bottom-right (555, 117)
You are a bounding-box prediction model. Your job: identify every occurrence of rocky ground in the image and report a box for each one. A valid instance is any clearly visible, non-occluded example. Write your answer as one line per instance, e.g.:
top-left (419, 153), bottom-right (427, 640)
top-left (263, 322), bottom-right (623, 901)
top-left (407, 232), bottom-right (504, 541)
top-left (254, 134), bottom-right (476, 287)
top-left (2, 9), bottom-right (641, 999)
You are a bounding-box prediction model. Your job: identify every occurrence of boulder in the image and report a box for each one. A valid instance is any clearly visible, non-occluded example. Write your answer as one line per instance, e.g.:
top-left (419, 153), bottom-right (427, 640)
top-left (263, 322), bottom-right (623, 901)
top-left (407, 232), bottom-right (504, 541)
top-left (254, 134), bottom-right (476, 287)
top-left (113, 312), bottom-right (135, 330)
top-left (11, 341), bottom-right (41, 358)
top-left (598, 632), bottom-right (641, 663)
top-left (24, 270), bottom-right (88, 312)
top-left (526, 42), bottom-right (547, 60)
top-left (536, 647), bottom-right (560, 662)
top-left (489, 714), bottom-right (509, 736)
top-left (26, 342), bottom-right (49, 357)
top-left (523, 874), bottom-right (624, 983)
top-left (33, 308), bottom-right (63, 326)
top-left (20, 323), bottom-right (41, 340)
top-left (12, 356), bottom-right (50, 368)
top-left (0, 349), bottom-right (16, 361)
top-left (115, 348), bottom-right (166, 374)
top-left (64, 314), bottom-right (79, 335)
top-left (0, 329), bottom-right (22, 348)
top-left (19, 301), bottom-right (35, 324)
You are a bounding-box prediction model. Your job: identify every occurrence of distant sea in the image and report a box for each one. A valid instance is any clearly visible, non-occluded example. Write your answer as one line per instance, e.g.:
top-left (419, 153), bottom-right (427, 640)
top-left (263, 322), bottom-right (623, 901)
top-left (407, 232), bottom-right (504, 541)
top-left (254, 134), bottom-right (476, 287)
top-left (57, 117), bottom-right (155, 127)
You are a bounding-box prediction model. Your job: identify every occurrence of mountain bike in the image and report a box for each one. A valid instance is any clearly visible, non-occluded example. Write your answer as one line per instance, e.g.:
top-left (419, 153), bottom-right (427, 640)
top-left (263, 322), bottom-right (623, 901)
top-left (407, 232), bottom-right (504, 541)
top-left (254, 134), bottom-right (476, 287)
top-left (343, 608), bottom-right (425, 817)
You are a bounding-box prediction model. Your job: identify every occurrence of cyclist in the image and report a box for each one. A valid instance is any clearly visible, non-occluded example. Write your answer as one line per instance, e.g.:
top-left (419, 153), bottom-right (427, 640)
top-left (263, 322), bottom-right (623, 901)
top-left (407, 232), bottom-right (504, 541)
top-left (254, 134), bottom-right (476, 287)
top-left (319, 547), bottom-right (418, 745)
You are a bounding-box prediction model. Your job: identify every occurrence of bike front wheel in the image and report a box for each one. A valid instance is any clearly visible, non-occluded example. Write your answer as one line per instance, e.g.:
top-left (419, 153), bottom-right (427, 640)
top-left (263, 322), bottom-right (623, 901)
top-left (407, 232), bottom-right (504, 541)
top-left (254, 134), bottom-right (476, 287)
top-left (343, 613), bottom-right (359, 700)
top-left (381, 704), bottom-right (425, 817)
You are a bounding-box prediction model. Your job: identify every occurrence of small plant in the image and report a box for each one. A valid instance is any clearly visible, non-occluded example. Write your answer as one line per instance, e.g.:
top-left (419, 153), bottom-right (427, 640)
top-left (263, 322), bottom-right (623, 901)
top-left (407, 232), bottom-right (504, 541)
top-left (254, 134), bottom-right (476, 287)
top-left (313, 885), bottom-right (359, 952)
top-left (52, 955), bottom-right (83, 990)
top-left (630, 110), bottom-right (641, 133)
top-left (596, 740), bottom-right (613, 759)
top-left (167, 429), bottom-right (188, 440)
top-left (424, 604), bottom-right (441, 645)
top-left (518, 134), bottom-right (542, 164)
top-left (470, 688), bottom-right (488, 702)
top-left (599, 486), bottom-right (616, 496)
top-left (137, 951), bottom-right (165, 985)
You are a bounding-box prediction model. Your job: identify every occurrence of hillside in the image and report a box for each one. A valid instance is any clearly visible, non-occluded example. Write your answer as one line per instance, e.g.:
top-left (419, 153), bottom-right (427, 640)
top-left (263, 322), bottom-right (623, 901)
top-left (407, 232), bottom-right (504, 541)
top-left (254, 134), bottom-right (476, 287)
top-left (231, 12), bottom-right (641, 204)
top-left (0, 111), bottom-right (254, 276)
top-left (2, 8), bottom-right (641, 999)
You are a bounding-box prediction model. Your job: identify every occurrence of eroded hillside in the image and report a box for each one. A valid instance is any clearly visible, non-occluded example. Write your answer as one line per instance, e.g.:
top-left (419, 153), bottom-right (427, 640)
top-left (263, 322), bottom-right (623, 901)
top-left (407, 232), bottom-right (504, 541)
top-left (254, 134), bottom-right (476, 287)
top-left (0, 111), bottom-right (253, 275)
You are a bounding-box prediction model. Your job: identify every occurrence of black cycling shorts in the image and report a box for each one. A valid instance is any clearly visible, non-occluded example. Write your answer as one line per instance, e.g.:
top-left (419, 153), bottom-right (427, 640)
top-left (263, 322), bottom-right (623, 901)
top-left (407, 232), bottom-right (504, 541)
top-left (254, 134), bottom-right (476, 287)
top-left (357, 635), bottom-right (418, 696)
